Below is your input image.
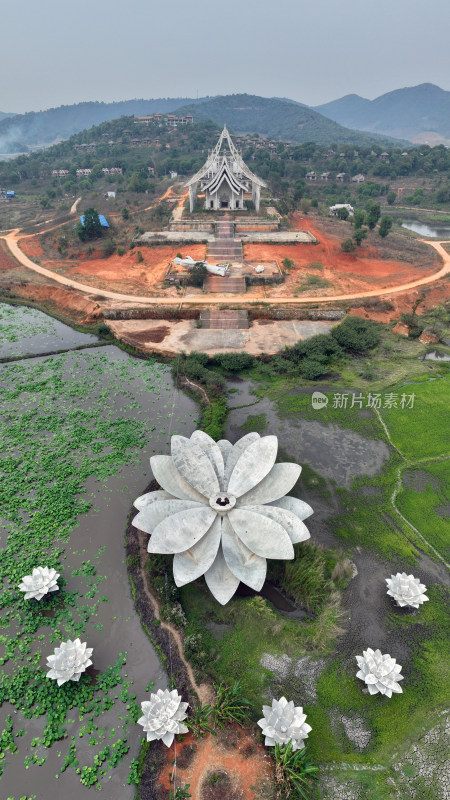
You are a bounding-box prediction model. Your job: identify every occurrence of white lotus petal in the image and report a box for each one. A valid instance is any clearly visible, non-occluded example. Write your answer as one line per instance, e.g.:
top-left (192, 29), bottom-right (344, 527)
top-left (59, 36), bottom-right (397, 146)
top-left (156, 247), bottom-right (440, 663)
top-left (269, 495), bottom-right (314, 521)
top-left (171, 436), bottom-right (220, 497)
top-left (204, 547), bottom-right (240, 605)
top-left (133, 499), bottom-right (203, 535)
top-left (190, 430), bottom-right (225, 486)
top-left (151, 455), bottom-right (206, 502)
top-left (242, 504), bottom-right (310, 545)
top-left (221, 516), bottom-right (266, 591)
top-left (227, 436), bottom-right (278, 497)
top-left (222, 432), bottom-right (260, 487)
top-left (237, 463), bottom-right (302, 506)
top-left (134, 490), bottom-right (173, 510)
top-left (228, 508), bottom-right (294, 559)
top-left (148, 506), bottom-right (217, 554)
top-left (173, 516), bottom-right (222, 586)
top-left (217, 438), bottom-right (233, 467)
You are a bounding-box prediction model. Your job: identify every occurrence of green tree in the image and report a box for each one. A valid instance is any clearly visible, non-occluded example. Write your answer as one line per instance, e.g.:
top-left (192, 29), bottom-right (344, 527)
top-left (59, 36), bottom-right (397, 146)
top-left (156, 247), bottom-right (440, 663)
top-left (353, 209), bottom-right (366, 229)
top-left (189, 263), bottom-right (208, 287)
top-left (121, 207), bottom-right (130, 220)
top-left (379, 215), bottom-right (393, 238)
top-left (353, 228), bottom-right (367, 246)
top-left (79, 207), bottom-right (102, 241)
top-left (336, 207), bottom-right (349, 221)
top-left (367, 202), bottom-right (381, 229)
top-left (387, 191), bottom-right (396, 206)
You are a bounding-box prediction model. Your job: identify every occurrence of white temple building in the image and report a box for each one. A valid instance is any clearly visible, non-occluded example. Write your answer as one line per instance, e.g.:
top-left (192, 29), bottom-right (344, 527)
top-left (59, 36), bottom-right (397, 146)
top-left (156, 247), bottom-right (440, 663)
top-left (185, 125), bottom-right (266, 213)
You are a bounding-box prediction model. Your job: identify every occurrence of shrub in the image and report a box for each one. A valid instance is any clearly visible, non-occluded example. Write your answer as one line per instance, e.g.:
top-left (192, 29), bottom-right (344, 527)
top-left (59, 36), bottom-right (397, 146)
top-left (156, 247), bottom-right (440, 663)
top-left (213, 352), bottom-right (254, 372)
top-left (299, 359), bottom-right (328, 380)
top-left (331, 316), bottom-right (380, 351)
top-left (189, 263), bottom-right (208, 287)
top-left (341, 238), bottom-right (356, 253)
top-left (214, 681), bottom-right (251, 727)
top-left (273, 742), bottom-right (318, 800)
top-left (282, 257), bottom-right (296, 270)
top-left (137, 250), bottom-right (144, 263)
top-left (379, 215), bottom-right (393, 237)
top-left (117, 246), bottom-right (125, 256)
top-left (102, 240), bottom-right (115, 258)
top-left (188, 351), bottom-right (209, 366)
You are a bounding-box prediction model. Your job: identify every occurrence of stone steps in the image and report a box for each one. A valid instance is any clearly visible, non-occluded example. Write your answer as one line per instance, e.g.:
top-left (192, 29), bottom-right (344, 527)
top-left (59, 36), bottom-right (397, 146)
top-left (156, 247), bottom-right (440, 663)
top-left (200, 309), bottom-right (249, 329)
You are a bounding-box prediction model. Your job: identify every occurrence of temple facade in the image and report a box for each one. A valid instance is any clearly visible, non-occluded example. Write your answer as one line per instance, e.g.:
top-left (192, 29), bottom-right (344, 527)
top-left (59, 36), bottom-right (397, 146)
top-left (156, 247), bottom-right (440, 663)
top-left (185, 126), bottom-right (266, 213)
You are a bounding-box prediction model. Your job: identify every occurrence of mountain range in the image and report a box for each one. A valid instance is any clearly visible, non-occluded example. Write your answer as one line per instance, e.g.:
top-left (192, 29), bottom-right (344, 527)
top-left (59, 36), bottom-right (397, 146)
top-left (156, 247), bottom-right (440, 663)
top-left (314, 83), bottom-right (450, 144)
top-left (1, 83), bottom-right (449, 154)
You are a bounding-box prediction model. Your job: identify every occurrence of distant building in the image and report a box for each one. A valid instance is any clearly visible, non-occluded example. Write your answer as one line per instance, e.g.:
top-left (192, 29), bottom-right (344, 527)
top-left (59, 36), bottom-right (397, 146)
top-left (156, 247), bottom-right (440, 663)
top-left (351, 173), bottom-right (365, 183)
top-left (320, 172), bottom-right (330, 181)
top-left (80, 213), bottom-right (109, 228)
top-left (329, 203), bottom-right (354, 217)
top-left (52, 169), bottom-right (69, 177)
top-left (102, 167), bottom-right (122, 174)
top-left (134, 113), bottom-right (193, 127)
top-left (336, 172), bottom-right (346, 182)
top-left (148, 166), bottom-right (154, 174)
top-left (306, 171), bottom-right (317, 181)
top-left (76, 168), bottom-right (92, 176)
top-left (170, 170), bottom-right (178, 179)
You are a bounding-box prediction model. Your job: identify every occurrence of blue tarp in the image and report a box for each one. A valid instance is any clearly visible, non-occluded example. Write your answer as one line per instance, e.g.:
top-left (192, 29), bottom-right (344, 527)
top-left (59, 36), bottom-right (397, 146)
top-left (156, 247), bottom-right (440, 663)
top-left (6, 190), bottom-right (15, 197)
top-left (80, 213), bottom-right (109, 228)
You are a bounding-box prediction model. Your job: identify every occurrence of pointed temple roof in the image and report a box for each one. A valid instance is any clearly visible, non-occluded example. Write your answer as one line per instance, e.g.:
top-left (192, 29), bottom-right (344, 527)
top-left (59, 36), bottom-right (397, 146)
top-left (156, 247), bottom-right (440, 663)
top-left (185, 126), bottom-right (266, 192)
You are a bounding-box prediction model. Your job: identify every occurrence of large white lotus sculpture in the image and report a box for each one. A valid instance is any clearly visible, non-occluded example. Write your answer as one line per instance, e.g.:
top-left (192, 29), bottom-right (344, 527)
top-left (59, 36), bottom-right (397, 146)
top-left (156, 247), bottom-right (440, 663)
top-left (132, 431), bottom-right (313, 604)
top-left (258, 696), bottom-right (312, 750)
top-left (386, 572), bottom-right (428, 609)
top-left (46, 638), bottom-right (93, 685)
top-left (355, 648), bottom-right (404, 697)
top-left (18, 566), bottom-right (60, 601)
top-left (137, 689), bottom-right (189, 746)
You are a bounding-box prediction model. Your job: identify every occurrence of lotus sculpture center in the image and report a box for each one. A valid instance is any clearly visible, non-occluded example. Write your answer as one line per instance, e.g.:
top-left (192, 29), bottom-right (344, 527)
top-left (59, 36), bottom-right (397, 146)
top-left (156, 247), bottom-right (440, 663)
top-left (132, 431), bottom-right (313, 604)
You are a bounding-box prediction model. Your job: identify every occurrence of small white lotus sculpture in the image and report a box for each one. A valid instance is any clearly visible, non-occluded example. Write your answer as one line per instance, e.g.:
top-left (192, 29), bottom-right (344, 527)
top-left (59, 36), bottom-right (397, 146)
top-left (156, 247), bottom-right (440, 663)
top-left (137, 688), bottom-right (189, 746)
top-left (132, 431), bottom-right (313, 605)
top-left (355, 648), bottom-right (404, 697)
top-left (46, 638), bottom-right (93, 685)
top-left (18, 566), bottom-right (60, 601)
top-left (258, 696), bottom-right (312, 750)
top-left (386, 572), bottom-right (428, 609)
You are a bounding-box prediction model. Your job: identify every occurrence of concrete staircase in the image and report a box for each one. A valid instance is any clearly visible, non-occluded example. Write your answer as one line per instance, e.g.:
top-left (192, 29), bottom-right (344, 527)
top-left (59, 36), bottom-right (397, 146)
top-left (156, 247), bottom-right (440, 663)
top-left (200, 309), bottom-right (249, 329)
top-left (206, 217), bottom-right (243, 262)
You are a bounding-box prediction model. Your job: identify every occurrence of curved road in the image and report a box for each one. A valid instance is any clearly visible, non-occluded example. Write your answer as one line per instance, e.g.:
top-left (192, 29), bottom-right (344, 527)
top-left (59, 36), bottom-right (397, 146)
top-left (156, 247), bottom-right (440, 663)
top-left (2, 229), bottom-right (450, 306)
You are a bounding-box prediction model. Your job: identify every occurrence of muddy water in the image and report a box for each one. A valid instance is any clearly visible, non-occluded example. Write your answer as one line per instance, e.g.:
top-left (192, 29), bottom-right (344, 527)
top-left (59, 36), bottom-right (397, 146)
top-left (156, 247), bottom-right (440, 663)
top-left (0, 341), bottom-right (198, 799)
top-left (226, 393), bottom-right (390, 488)
top-left (0, 302), bottom-right (98, 358)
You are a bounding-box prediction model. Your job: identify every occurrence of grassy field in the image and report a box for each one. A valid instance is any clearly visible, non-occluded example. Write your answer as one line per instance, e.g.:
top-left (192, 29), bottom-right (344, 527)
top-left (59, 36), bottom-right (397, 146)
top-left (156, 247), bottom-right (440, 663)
top-left (396, 460), bottom-right (450, 560)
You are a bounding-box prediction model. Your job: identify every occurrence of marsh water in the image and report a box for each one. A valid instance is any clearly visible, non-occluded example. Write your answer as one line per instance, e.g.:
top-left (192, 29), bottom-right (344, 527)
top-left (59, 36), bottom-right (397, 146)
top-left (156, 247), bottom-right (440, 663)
top-left (0, 304), bottom-right (198, 799)
top-left (401, 219), bottom-right (450, 238)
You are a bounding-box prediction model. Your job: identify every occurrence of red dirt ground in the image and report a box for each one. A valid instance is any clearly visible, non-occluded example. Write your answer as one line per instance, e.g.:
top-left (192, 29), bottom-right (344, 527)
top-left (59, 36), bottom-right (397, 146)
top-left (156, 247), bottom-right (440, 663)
top-left (158, 728), bottom-right (272, 800)
top-left (19, 236), bottom-right (45, 259)
top-left (0, 241), bottom-right (19, 273)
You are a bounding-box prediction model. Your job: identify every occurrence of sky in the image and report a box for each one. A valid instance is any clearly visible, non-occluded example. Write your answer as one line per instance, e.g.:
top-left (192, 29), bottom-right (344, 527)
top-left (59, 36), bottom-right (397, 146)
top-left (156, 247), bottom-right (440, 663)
top-left (2, 0), bottom-right (450, 113)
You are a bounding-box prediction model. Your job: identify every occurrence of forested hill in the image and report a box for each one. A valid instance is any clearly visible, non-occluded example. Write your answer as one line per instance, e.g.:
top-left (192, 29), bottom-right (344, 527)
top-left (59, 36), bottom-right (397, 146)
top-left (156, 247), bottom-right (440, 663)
top-left (174, 94), bottom-right (407, 146)
top-left (314, 83), bottom-right (450, 144)
top-left (0, 98), bottom-right (209, 153)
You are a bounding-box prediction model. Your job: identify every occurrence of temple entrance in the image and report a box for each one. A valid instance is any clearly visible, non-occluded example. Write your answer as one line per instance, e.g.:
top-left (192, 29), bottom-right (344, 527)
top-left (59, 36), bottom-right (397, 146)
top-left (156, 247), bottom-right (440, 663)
top-left (221, 201), bottom-right (229, 208)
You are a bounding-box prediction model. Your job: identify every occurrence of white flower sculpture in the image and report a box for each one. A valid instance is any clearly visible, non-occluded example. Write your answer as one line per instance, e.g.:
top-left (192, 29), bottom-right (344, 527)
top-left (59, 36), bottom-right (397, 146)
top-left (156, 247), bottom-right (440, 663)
top-left (18, 566), bottom-right (60, 601)
top-left (258, 696), bottom-right (312, 750)
top-left (132, 431), bottom-right (313, 605)
top-left (137, 689), bottom-right (189, 747)
top-left (355, 648), bottom-right (404, 697)
top-left (386, 572), bottom-right (428, 609)
top-left (46, 638), bottom-right (93, 686)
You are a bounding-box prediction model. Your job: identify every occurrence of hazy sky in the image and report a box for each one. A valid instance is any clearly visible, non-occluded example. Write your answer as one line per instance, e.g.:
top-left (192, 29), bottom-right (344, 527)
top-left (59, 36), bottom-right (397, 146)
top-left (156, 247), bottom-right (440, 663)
top-left (2, 0), bottom-right (450, 113)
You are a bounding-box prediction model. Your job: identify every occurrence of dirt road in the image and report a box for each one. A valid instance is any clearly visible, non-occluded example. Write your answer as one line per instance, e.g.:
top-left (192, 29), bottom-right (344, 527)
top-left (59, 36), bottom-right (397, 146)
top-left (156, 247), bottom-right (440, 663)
top-left (2, 230), bottom-right (450, 306)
